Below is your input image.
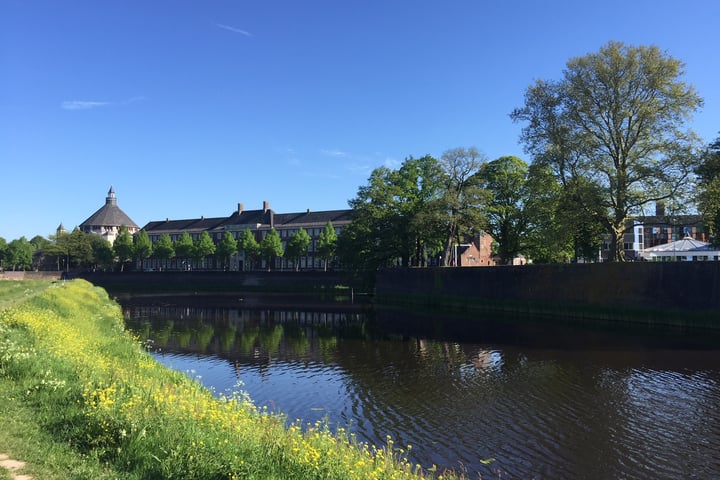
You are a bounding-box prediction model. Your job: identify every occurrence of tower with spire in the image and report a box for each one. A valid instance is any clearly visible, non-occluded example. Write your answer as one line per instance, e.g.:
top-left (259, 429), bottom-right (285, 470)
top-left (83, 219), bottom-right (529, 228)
top-left (79, 186), bottom-right (139, 244)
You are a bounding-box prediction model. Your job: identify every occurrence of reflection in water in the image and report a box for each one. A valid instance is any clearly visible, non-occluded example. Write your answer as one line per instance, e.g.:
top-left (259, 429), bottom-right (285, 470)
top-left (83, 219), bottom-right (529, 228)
top-left (123, 298), bottom-right (720, 480)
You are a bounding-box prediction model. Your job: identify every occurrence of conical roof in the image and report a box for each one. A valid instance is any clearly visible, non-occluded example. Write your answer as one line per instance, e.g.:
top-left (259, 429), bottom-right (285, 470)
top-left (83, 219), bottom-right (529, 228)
top-left (79, 186), bottom-right (139, 229)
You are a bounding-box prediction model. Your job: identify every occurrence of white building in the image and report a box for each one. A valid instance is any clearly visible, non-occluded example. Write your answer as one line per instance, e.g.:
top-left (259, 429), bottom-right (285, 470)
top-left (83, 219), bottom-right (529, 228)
top-left (638, 236), bottom-right (720, 261)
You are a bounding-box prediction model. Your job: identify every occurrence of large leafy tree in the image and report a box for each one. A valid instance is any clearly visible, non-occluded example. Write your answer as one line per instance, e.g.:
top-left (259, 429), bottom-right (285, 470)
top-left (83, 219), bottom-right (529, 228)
top-left (477, 156), bottom-right (529, 264)
top-left (134, 230), bottom-right (153, 270)
top-left (30, 235), bottom-right (51, 270)
top-left (88, 235), bottom-right (114, 271)
top-left (174, 232), bottom-right (194, 259)
top-left (696, 135), bottom-right (720, 244)
top-left (511, 41), bottom-right (703, 261)
top-left (439, 147), bottom-right (488, 265)
top-left (260, 229), bottom-right (283, 271)
top-left (522, 163), bottom-right (571, 263)
top-left (113, 225), bottom-right (135, 271)
top-left (0, 237), bottom-right (7, 270)
top-left (67, 229), bottom-right (93, 268)
top-left (317, 222), bottom-right (337, 271)
top-left (239, 229), bottom-right (260, 271)
top-left (193, 231), bottom-right (216, 267)
top-left (285, 228), bottom-right (311, 271)
top-left (339, 155), bottom-right (446, 272)
top-left (153, 233), bottom-right (176, 268)
top-left (6, 237), bottom-right (34, 271)
top-left (217, 231), bottom-right (238, 270)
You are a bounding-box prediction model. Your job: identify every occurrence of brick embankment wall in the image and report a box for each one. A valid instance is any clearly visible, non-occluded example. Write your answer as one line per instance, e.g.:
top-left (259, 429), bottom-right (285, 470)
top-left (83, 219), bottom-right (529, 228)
top-left (375, 262), bottom-right (720, 328)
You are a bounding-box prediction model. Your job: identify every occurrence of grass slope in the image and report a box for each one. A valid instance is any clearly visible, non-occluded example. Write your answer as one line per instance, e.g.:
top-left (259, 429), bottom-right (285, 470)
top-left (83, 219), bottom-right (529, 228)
top-left (0, 280), bottom-right (455, 480)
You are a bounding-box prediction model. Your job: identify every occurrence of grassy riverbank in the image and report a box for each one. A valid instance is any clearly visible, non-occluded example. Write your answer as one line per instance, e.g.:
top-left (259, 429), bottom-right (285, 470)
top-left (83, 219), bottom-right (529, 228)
top-left (0, 280), bottom-right (456, 480)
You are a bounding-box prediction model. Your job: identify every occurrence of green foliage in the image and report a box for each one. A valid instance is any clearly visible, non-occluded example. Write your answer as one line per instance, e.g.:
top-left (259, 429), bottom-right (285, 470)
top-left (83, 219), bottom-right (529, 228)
top-left (523, 163), bottom-right (574, 263)
top-left (29, 235), bottom-right (50, 251)
top-left (285, 228), bottom-right (310, 271)
top-left (260, 229), bottom-right (283, 270)
top-left (439, 147), bottom-right (488, 265)
top-left (0, 280), bottom-right (454, 480)
top-left (512, 41), bottom-right (703, 261)
top-left (6, 237), bottom-right (35, 271)
top-left (152, 233), bottom-right (175, 260)
top-left (317, 222), bottom-right (337, 271)
top-left (133, 230), bottom-right (153, 268)
top-left (113, 226), bottom-right (135, 270)
top-left (67, 229), bottom-right (94, 268)
top-left (696, 135), bottom-right (720, 244)
top-left (217, 231), bottom-right (238, 270)
top-left (174, 232), bottom-right (194, 258)
top-left (339, 155), bottom-right (446, 273)
top-left (477, 156), bottom-right (529, 264)
top-left (239, 229), bottom-right (260, 271)
top-left (193, 231), bottom-right (216, 263)
top-left (0, 237), bottom-right (7, 269)
top-left (88, 235), bottom-right (114, 271)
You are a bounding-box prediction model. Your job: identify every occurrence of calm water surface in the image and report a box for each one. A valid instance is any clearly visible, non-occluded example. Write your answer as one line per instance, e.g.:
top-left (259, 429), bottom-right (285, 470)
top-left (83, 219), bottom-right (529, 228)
top-left (123, 296), bottom-right (720, 480)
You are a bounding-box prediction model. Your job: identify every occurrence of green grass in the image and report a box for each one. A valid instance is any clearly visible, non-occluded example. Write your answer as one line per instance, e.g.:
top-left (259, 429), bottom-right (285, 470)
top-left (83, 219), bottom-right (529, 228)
top-left (0, 280), bottom-right (462, 480)
top-left (0, 280), bottom-right (51, 310)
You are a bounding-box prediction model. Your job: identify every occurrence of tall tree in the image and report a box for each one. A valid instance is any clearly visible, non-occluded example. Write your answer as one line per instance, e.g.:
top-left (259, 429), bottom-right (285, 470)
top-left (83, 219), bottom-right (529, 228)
top-left (439, 147), bottom-right (488, 266)
top-left (0, 237), bottom-right (7, 270)
top-left (29, 235), bottom-right (50, 270)
top-left (174, 232), bottom-right (194, 261)
top-left (6, 237), bottom-right (34, 271)
top-left (512, 41), bottom-right (703, 261)
top-left (67, 229), bottom-right (93, 268)
top-left (134, 230), bottom-right (153, 270)
top-left (113, 225), bottom-right (135, 272)
top-left (153, 233), bottom-right (176, 269)
top-left (316, 222), bottom-right (337, 271)
top-left (239, 229), bottom-right (260, 271)
top-left (260, 229), bottom-right (283, 271)
top-left (523, 163), bottom-right (574, 263)
top-left (193, 231), bottom-right (216, 268)
top-left (477, 156), bottom-right (529, 264)
top-left (339, 155), bottom-right (446, 272)
top-left (285, 228), bottom-right (311, 271)
top-left (88, 235), bottom-right (114, 271)
top-left (217, 231), bottom-right (238, 270)
top-left (696, 135), bottom-right (720, 244)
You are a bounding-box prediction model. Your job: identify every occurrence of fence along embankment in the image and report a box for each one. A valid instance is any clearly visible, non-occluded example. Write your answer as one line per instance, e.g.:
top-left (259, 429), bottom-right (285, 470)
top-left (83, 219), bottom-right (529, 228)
top-left (375, 262), bottom-right (720, 329)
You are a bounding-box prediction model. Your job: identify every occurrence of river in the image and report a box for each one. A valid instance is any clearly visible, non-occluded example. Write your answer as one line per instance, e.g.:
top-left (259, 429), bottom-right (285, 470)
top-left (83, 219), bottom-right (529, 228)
top-left (122, 295), bottom-right (720, 480)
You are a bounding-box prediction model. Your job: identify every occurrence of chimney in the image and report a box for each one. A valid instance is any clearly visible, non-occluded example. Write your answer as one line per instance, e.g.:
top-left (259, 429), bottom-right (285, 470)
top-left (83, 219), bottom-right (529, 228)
top-left (263, 200), bottom-right (269, 213)
top-left (656, 201), bottom-right (666, 217)
top-left (238, 203), bottom-right (244, 215)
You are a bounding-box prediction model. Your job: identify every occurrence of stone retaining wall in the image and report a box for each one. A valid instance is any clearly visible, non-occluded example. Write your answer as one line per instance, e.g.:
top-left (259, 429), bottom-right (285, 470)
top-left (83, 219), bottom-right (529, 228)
top-left (375, 262), bottom-right (720, 328)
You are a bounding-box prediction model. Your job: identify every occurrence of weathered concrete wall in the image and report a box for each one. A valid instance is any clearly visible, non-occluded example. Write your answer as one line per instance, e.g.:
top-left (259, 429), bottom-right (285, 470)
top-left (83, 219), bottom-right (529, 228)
top-left (78, 271), bottom-right (352, 295)
top-left (375, 263), bottom-right (720, 328)
top-left (0, 271), bottom-right (61, 281)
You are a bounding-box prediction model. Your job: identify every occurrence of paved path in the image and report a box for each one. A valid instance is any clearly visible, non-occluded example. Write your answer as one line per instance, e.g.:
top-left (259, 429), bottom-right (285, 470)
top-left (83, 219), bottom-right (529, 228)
top-left (0, 454), bottom-right (32, 480)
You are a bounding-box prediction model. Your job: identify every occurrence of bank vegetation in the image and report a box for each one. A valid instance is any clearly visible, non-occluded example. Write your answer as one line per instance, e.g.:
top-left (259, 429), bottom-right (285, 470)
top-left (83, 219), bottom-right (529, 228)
top-left (0, 280), bottom-right (461, 479)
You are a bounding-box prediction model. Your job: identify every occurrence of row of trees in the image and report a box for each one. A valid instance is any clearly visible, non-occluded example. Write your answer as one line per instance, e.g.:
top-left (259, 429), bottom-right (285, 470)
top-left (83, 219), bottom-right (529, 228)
top-left (338, 41), bottom-right (715, 269)
top-left (335, 150), bottom-right (600, 273)
top-left (0, 223), bottom-right (340, 273)
top-left (135, 223), bottom-right (337, 272)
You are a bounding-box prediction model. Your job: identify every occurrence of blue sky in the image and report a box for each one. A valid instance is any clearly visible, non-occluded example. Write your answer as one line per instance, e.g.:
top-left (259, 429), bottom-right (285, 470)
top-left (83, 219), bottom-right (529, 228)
top-left (2, 0), bottom-right (719, 241)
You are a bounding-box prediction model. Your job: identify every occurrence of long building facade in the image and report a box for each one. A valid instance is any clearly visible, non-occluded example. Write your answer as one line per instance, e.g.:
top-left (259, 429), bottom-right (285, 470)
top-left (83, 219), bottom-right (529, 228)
top-left (141, 201), bottom-right (352, 271)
